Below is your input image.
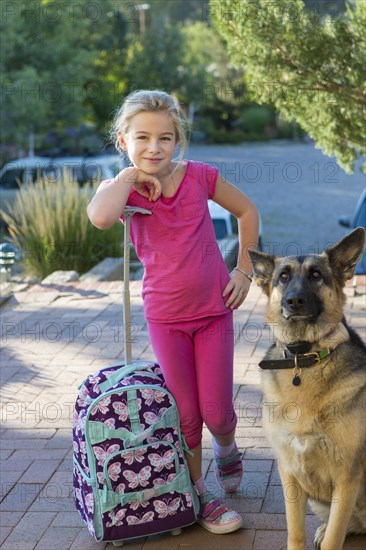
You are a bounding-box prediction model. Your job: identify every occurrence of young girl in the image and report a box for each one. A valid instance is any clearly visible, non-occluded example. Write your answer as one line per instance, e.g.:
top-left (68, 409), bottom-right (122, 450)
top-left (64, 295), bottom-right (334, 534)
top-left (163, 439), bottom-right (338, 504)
top-left (87, 90), bottom-right (259, 535)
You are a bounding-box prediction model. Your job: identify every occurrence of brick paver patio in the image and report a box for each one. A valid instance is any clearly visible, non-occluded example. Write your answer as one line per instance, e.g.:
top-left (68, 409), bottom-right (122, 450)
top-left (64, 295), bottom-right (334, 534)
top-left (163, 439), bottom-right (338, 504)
top-left (1, 277), bottom-right (365, 549)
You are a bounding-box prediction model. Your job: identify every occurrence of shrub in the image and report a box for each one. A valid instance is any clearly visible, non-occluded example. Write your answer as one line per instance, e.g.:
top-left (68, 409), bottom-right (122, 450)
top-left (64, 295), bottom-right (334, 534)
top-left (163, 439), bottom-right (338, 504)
top-left (208, 130), bottom-right (247, 144)
top-left (1, 171), bottom-right (124, 278)
top-left (276, 117), bottom-right (307, 140)
top-left (238, 106), bottom-right (274, 133)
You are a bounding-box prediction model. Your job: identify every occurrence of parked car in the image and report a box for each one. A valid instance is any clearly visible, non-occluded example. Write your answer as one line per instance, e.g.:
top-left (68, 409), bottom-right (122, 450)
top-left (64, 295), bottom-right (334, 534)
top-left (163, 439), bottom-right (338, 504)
top-left (339, 188), bottom-right (366, 274)
top-left (208, 200), bottom-right (263, 271)
top-left (0, 155), bottom-right (127, 217)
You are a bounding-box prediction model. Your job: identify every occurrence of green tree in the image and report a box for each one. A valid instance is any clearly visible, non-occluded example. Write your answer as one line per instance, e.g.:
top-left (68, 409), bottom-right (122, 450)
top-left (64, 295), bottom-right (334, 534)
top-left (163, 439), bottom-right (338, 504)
top-left (123, 21), bottom-right (229, 110)
top-left (180, 21), bottom-right (230, 105)
top-left (211, 0), bottom-right (366, 172)
top-left (79, 1), bottom-right (131, 136)
top-left (1, 0), bottom-right (98, 152)
top-left (123, 24), bottom-right (186, 96)
top-left (148, 0), bottom-right (207, 26)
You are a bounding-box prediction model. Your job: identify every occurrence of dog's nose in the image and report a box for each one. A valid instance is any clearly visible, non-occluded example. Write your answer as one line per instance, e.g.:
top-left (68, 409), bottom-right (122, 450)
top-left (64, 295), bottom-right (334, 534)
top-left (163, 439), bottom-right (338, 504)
top-left (285, 290), bottom-right (306, 310)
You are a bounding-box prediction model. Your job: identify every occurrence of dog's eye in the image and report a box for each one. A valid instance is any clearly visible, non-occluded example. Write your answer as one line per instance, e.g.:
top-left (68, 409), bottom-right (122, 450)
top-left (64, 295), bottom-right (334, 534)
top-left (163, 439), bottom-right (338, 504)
top-left (279, 271), bottom-right (290, 282)
top-left (309, 270), bottom-right (322, 280)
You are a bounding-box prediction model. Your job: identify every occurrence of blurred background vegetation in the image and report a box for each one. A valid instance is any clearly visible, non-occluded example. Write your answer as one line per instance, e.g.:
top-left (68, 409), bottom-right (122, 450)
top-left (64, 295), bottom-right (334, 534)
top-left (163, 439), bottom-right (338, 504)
top-left (213, 0), bottom-right (365, 173)
top-left (2, 0), bottom-right (362, 169)
top-left (0, 0), bottom-right (315, 165)
top-left (1, 174), bottom-right (124, 277)
top-left (1, 0), bottom-right (364, 277)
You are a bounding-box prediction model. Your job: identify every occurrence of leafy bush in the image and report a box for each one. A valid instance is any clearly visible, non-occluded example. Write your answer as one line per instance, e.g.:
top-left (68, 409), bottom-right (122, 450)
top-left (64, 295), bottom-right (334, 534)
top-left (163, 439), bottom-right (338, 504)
top-left (195, 104), bottom-right (275, 143)
top-left (194, 116), bottom-right (216, 137)
top-left (208, 130), bottom-right (248, 144)
top-left (238, 106), bottom-right (274, 133)
top-left (1, 171), bottom-right (123, 278)
top-left (276, 118), bottom-right (307, 140)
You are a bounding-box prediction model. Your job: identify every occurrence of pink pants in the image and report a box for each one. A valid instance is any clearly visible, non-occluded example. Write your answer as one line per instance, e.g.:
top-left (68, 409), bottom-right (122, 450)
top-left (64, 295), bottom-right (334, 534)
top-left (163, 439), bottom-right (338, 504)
top-left (147, 312), bottom-right (237, 450)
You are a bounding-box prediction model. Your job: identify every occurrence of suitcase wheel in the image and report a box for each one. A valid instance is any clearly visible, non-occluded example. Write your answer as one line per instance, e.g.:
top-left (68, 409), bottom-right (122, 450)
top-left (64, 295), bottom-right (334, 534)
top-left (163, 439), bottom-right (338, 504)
top-left (111, 528), bottom-right (181, 546)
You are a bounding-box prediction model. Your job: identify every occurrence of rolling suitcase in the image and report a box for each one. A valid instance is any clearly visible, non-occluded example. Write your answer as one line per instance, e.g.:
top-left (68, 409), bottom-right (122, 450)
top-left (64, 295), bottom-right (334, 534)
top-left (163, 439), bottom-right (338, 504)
top-left (72, 207), bottom-right (199, 546)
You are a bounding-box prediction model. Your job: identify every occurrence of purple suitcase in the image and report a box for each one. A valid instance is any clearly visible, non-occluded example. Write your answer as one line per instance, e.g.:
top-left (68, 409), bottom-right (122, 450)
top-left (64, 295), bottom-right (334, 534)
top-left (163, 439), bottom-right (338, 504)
top-left (73, 207), bottom-right (199, 546)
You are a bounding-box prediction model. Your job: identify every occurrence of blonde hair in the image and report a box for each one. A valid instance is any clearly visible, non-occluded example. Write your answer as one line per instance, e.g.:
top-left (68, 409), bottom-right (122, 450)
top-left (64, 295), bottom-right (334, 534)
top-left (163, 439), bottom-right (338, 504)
top-left (110, 90), bottom-right (189, 161)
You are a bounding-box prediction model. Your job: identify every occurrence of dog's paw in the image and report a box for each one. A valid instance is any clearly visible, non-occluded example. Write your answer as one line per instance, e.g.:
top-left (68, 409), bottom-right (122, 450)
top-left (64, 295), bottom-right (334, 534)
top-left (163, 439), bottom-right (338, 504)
top-left (314, 523), bottom-right (327, 549)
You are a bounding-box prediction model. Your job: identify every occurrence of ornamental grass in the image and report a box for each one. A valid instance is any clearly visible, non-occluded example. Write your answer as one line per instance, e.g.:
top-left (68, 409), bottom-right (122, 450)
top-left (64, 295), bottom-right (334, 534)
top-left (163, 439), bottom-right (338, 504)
top-left (1, 170), bottom-right (123, 278)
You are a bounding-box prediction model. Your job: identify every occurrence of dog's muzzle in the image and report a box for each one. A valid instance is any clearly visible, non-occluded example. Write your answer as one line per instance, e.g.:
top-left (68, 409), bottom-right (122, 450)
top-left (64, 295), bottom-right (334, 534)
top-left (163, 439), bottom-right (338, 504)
top-left (281, 288), bottom-right (322, 321)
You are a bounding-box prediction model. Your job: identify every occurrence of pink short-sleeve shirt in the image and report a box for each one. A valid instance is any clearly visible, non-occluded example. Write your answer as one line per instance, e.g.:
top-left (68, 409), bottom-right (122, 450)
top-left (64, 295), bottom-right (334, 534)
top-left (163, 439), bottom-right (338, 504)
top-left (120, 160), bottom-right (231, 322)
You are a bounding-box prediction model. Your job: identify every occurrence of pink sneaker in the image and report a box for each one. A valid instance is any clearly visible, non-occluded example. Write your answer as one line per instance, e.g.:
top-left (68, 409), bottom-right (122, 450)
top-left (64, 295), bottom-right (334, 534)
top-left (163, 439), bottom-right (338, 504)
top-left (214, 443), bottom-right (243, 493)
top-left (197, 491), bottom-right (243, 534)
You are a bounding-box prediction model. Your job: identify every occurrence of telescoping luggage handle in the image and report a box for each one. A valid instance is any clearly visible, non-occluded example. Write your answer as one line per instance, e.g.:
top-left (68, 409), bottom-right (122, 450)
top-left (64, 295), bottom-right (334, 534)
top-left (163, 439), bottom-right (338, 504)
top-left (123, 206), bottom-right (152, 366)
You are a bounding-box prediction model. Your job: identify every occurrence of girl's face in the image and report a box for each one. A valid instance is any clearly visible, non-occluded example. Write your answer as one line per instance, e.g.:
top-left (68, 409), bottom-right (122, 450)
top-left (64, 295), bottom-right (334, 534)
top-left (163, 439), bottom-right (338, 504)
top-left (119, 111), bottom-right (178, 176)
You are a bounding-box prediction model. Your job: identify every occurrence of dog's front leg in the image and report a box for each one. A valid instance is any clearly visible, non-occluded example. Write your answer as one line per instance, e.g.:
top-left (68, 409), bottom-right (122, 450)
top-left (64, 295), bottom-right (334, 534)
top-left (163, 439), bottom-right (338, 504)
top-left (319, 478), bottom-right (359, 550)
top-left (278, 464), bottom-right (308, 550)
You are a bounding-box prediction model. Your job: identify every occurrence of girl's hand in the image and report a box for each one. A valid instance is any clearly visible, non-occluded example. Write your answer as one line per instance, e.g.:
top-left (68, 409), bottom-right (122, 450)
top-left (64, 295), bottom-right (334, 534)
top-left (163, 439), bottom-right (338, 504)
top-left (222, 269), bottom-right (251, 309)
top-left (120, 166), bottom-right (162, 202)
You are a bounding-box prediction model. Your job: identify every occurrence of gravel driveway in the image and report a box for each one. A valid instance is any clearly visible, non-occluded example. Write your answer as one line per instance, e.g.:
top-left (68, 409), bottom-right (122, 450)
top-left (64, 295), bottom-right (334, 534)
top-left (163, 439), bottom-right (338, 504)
top-left (188, 141), bottom-right (365, 255)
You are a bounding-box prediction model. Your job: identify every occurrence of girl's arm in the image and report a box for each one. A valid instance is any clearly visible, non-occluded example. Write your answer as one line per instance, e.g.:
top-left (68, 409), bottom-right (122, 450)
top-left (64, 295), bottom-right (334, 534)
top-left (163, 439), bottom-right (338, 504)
top-left (212, 174), bottom-right (260, 309)
top-left (87, 167), bottom-right (162, 229)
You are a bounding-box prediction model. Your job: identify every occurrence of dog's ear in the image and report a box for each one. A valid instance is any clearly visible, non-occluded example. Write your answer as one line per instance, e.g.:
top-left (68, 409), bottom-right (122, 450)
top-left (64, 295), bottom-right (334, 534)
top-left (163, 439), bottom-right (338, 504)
top-left (325, 227), bottom-right (365, 283)
top-left (249, 249), bottom-right (276, 296)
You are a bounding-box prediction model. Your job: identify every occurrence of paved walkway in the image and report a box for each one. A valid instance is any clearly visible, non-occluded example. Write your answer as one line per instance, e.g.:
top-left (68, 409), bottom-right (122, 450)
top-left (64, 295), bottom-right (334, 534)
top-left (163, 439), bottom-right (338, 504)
top-left (1, 277), bottom-right (365, 549)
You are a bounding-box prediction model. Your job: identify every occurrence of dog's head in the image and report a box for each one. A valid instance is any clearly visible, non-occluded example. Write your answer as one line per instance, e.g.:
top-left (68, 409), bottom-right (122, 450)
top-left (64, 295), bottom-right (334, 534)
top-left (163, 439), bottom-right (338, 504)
top-left (249, 228), bottom-right (365, 344)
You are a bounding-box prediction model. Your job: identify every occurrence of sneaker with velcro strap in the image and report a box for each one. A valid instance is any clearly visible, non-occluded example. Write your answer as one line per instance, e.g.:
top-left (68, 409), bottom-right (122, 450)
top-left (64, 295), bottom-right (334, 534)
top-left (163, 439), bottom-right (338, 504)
top-left (214, 442), bottom-right (243, 493)
top-left (196, 491), bottom-right (243, 534)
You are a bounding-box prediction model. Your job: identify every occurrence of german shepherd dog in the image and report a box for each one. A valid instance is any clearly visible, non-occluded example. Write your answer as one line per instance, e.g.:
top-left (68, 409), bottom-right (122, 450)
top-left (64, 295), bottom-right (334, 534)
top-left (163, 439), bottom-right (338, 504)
top-left (249, 228), bottom-right (366, 550)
